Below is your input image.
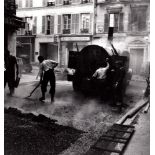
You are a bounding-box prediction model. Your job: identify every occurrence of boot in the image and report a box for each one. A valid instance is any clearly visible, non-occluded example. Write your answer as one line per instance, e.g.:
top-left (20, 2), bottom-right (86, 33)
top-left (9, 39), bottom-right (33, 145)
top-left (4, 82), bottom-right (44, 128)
top-left (51, 96), bottom-right (54, 103)
top-left (39, 92), bottom-right (45, 102)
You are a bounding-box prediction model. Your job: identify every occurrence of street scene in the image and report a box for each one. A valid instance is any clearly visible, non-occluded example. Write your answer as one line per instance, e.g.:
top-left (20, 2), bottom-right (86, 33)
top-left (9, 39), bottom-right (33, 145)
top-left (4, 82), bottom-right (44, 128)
top-left (4, 0), bottom-right (150, 155)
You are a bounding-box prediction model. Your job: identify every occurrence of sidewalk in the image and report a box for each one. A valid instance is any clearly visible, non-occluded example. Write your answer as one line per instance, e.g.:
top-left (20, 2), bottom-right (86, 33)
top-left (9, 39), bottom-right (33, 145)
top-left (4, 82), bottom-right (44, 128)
top-left (124, 108), bottom-right (150, 155)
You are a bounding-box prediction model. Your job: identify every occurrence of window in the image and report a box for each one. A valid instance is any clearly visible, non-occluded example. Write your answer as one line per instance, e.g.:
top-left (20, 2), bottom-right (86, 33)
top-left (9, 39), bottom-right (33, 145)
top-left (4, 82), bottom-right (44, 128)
top-left (25, 0), bottom-right (33, 7)
top-left (47, 0), bottom-right (55, 6)
top-left (16, 0), bottom-right (22, 8)
top-left (43, 0), bottom-right (48, 6)
top-left (63, 14), bottom-right (71, 34)
top-left (42, 16), bottom-right (55, 35)
top-left (104, 12), bottom-right (124, 32)
top-left (81, 14), bottom-right (91, 33)
top-left (71, 14), bottom-right (79, 34)
top-left (129, 6), bottom-right (147, 32)
top-left (63, 0), bottom-right (71, 5)
top-left (24, 17), bottom-right (35, 35)
top-left (55, 0), bottom-right (63, 5)
top-left (81, 0), bottom-right (91, 4)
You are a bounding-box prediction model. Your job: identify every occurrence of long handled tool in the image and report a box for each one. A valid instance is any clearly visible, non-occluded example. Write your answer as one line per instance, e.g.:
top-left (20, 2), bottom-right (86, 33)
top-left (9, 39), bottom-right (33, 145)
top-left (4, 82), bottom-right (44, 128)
top-left (25, 81), bottom-right (41, 98)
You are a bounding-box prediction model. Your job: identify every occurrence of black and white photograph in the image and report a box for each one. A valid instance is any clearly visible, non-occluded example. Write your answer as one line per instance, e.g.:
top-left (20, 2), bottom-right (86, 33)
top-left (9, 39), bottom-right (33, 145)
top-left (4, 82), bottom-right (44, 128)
top-left (4, 0), bottom-right (150, 154)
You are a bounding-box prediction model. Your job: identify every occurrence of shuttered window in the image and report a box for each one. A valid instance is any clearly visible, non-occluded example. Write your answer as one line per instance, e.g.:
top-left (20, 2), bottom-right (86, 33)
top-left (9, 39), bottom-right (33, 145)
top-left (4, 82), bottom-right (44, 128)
top-left (42, 16), bottom-right (46, 34)
top-left (58, 15), bottom-right (62, 34)
top-left (130, 6), bottom-right (147, 32)
top-left (71, 14), bottom-right (79, 34)
top-left (32, 17), bottom-right (37, 34)
top-left (104, 13), bottom-right (124, 33)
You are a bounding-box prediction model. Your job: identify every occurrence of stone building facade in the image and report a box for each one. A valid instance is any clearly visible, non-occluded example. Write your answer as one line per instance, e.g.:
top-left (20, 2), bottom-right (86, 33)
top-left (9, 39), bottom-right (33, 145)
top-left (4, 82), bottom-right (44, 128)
top-left (16, 0), bottom-right (94, 67)
top-left (16, 0), bottom-right (150, 76)
top-left (93, 0), bottom-right (150, 76)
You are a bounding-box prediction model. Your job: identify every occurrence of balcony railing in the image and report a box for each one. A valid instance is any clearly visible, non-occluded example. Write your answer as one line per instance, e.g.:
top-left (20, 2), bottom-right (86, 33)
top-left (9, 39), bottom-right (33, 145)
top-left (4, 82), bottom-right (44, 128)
top-left (81, 0), bottom-right (90, 4)
top-left (80, 28), bottom-right (89, 33)
top-left (47, 2), bottom-right (55, 6)
top-left (63, 29), bottom-right (71, 34)
top-left (63, 0), bottom-right (71, 5)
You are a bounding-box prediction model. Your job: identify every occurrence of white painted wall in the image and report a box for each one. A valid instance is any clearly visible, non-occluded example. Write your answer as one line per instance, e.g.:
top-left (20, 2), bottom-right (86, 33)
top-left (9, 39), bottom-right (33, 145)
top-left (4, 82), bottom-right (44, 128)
top-left (17, 4), bottom-right (94, 34)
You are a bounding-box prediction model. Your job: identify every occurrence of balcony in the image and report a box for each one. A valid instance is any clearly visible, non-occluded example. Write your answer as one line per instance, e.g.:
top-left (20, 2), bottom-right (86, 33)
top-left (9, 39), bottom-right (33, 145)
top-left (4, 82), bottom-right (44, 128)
top-left (80, 28), bottom-right (89, 33)
top-left (63, 29), bottom-right (71, 34)
top-left (63, 0), bottom-right (71, 5)
top-left (47, 2), bottom-right (55, 6)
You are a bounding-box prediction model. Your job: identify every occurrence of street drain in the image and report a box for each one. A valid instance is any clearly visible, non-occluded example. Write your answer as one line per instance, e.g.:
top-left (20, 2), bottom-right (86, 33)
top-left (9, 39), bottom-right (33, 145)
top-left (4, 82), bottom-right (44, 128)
top-left (86, 123), bottom-right (135, 155)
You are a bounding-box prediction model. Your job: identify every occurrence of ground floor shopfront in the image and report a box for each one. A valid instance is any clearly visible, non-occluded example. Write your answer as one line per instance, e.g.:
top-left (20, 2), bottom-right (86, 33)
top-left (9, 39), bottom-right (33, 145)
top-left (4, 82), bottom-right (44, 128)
top-left (33, 35), bottom-right (92, 68)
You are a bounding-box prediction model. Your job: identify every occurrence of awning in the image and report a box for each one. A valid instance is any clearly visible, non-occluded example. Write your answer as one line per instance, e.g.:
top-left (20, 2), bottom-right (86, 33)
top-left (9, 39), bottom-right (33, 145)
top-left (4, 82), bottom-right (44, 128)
top-left (5, 13), bottom-right (25, 29)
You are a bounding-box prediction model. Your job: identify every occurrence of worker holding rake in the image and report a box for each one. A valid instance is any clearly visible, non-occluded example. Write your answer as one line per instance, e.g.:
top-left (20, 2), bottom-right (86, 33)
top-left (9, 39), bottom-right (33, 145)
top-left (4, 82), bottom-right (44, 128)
top-left (36, 56), bottom-right (58, 103)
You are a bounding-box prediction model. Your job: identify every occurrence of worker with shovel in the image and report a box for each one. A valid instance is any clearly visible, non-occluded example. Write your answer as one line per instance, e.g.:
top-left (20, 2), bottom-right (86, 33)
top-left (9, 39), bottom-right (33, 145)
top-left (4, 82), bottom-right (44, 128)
top-left (36, 56), bottom-right (58, 103)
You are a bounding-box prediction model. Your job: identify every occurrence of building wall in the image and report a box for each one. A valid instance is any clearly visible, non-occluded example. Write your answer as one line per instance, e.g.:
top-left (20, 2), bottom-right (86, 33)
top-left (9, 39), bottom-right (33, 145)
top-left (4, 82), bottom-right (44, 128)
top-left (93, 0), bottom-right (150, 76)
top-left (16, 0), bottom-right (95, 67)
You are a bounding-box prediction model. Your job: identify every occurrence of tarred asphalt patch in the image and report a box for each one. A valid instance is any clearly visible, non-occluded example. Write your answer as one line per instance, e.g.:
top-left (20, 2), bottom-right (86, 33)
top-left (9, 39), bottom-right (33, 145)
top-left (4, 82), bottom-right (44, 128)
top-left (4, 108), bottom-right (84, 155)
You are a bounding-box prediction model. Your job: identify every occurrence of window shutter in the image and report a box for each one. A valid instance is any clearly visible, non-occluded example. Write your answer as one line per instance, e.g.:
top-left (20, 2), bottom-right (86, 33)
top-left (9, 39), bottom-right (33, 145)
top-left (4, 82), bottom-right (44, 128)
top-left (58, 15), bottom-right (62, 34)
top-left (18, 0), bottom-right (22, 8)
top-left (30, 0), bottom-right (33, 7)
top-left (128, 12), bottom-right (131, 32)
top-left (89, 13), bottom-right (93, 33)
top-left (75, 14), bottom-right (79, 34)
top-left (50, 16), bottom-right (55, 34)
top-left (114, 14), bottom-right (118, 32)
top-left (56, 0), bottom-right (63, 5)
top-left (71, 14), bottom-right (76, 34)
top-left (119, 13), bottom-right (124, 32)
top-left (104, 14), bottom-right (109, 32)
top-left (139, 6), bottom-right (147, 31)
top-left (26, 0), bottom-right (29, 7)
top-left (43, 0), bottom-right (47, 6)
top-left (32, 17), bottom-right (37, 34)
top-left (42, 16), bottom-right (46, 34)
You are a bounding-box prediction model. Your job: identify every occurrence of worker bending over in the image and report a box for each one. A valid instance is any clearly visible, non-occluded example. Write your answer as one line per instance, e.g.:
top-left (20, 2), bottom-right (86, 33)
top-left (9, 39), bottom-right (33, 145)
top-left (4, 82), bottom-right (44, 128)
top-left (37, 56), bottom-right (58, 103)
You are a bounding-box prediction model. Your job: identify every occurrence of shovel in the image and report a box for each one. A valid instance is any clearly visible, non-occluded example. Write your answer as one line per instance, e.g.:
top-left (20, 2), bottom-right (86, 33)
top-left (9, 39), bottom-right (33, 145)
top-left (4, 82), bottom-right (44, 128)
top-left (25, 81), bottom-right (41, 98)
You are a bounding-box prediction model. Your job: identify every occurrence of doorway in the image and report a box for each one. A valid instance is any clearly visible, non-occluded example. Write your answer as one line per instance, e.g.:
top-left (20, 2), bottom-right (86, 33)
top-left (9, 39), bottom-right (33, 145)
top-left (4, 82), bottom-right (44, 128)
top-left (129, 48), bottom-right (144, 75)
top-left (40, 43), bottom-right (58, 61)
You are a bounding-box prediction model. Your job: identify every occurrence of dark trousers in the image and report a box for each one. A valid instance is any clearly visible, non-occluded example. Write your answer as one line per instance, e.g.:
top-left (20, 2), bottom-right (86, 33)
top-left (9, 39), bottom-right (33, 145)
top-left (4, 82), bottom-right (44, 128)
top-left (41, 69), bottom-right (55, 99)
top-left (4, 71), bottom-right (15, 91)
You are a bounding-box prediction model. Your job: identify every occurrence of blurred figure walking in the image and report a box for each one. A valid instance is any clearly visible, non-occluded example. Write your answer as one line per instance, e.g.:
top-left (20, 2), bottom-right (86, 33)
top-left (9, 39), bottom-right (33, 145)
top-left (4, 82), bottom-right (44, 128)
top-left (4, 49), bottom-right (19, 96)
